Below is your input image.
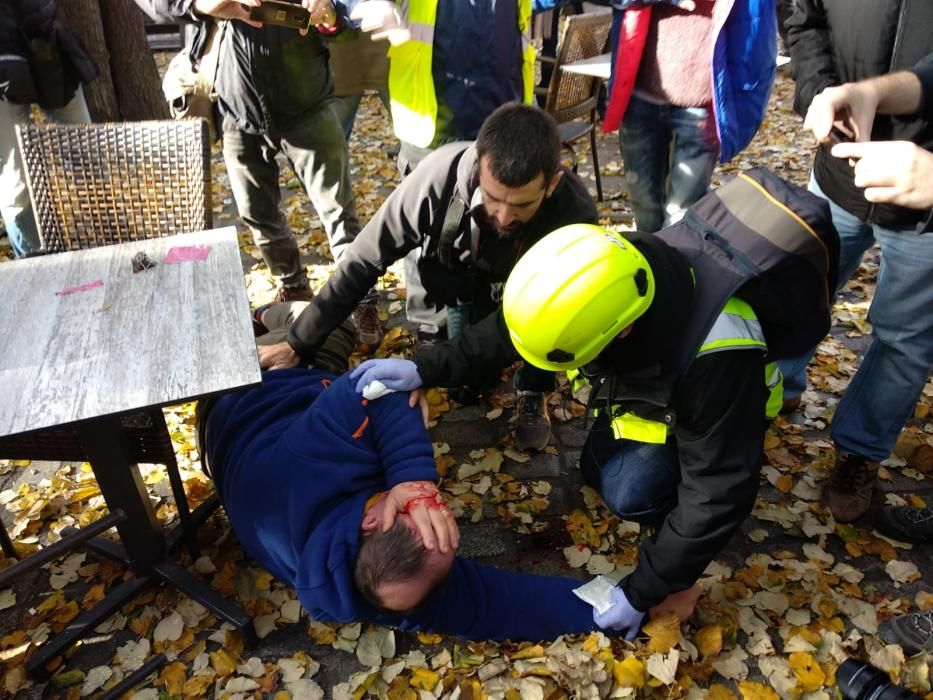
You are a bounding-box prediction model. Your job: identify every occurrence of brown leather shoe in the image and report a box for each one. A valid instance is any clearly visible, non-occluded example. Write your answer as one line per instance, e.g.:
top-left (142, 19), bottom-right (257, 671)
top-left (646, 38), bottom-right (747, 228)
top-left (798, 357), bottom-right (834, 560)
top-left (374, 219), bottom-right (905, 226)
top-left (822, 450), bottom-right (879, 523)
top-left (275, 285), bottom-right (315, 302)
top-left (780, 395), bottom-right (802, 414)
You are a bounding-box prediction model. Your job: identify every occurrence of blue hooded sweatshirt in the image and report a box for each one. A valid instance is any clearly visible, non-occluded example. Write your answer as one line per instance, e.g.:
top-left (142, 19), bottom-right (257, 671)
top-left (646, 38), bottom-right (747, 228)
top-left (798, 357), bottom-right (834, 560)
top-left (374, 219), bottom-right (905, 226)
top-left (205, 369), bottom-right (598, 641)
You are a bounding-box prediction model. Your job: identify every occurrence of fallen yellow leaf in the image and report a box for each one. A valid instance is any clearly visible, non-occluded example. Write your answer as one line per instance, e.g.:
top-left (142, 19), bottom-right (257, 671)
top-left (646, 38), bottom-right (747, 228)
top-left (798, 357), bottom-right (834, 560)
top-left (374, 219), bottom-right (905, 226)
top-left (613, 656), bottom-right (646, 688)
top-left (707, 684), bottom-right (738, 700)
top-left (416, 632), bottom-right (444, 645)
top-left (409, 667), bottom-right (439, 690)
top-left (738, 680), bottom-right (780, 700)
top-left (511, 644), bottom-right (545, 660)
top-left (209, 648), bottom-right (239, 676)
top-left (694, 624), bottom-right (724, 658)
top-left (643, 612), bottom-right (681, 654)
top-left (789, 651), bottom-right (825, 692)
top-left (159, 661), bottom-right (187, 696)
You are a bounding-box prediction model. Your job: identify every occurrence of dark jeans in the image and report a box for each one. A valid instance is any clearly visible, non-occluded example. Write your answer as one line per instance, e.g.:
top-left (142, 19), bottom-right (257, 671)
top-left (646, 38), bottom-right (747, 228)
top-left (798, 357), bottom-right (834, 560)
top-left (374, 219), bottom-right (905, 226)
top-left (580, 413), bottom-right (679, 524)
top-left (620, 95), bottom-right (719, 233)
top-left (223, 99), bottom-right (361, 289)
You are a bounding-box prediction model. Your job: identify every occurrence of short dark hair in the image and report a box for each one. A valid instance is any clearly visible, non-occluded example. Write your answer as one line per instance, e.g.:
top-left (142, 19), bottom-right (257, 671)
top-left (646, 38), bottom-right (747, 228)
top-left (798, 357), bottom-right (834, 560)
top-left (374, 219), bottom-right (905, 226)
top-left (354, 519), bottom-right (428, 610)
top-left (475, 103), bottom-right (561, 187)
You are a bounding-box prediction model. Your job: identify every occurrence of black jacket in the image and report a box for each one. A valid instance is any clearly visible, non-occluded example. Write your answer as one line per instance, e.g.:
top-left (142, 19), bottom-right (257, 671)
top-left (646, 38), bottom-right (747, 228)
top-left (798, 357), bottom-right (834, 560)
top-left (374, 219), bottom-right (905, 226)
top-left (0, 0), bottom-right (97, 108)
top-left (786, 0), bottom-right (933, 228)
top-left (287, 142), bottom-right (598, 360)
top-left (135, 0), bottom-right (338, 135)
top-left (414, 233), bottom-right (768, 612)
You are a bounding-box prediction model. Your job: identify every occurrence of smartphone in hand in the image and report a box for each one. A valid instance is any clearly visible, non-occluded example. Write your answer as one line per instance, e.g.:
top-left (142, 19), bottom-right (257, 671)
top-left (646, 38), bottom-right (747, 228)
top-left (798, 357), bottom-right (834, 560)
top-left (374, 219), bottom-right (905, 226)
top-left (248, 0), bottom-right (311, 30)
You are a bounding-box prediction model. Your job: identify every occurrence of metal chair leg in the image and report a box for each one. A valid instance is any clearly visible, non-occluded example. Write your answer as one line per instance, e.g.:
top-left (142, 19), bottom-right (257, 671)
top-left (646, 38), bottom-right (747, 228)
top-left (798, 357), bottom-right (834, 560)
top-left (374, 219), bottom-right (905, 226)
top-left (0, 519), bottom-right (16, 560)
top-left (589, 117), bottom-right (603, 202)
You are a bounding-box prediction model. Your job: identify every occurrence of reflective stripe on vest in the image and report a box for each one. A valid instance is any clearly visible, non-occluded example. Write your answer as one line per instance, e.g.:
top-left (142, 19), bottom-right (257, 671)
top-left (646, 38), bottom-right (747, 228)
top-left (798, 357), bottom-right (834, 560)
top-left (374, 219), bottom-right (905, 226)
top-left (697, 297), bottom-right (767, 357)
top-left (572, 297), bottom-right (778, 443)
top-left (389, 0), bottom-right (535, 148)
top-left (518, 0), bottom-right (536, 104)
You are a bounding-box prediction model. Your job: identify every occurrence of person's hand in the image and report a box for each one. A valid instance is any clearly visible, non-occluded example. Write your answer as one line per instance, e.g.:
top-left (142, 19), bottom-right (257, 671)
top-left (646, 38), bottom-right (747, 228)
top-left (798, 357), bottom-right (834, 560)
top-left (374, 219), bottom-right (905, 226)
top-left (350, 358), bottom-right (423, 394)
top-left (804, 82), bottom-right (880, 144)
top-left (302, 0), bottom-right (337, 24)
top-left (830, 140), bottom-right (933, 210)
top-left (649, 583), bottom-right (701, 623)
top-left (593, 587), bottom-right (646, 640)
top-left (257, 342), bottom-right (302, 370)
top-left (349, 0), bottom-right (411, 45)
top-left (408, 388), bottom-right (429, 428)
top-left (376, 481), bottom-right (460, 553)
top-left (193, 0), bottom-right (264, 27)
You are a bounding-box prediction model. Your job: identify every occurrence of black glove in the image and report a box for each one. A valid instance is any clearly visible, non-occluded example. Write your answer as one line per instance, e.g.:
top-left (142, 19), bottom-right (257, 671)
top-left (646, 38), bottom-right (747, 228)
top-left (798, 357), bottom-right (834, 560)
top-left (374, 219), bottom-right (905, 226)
top-left (13, 0), bottom-right (57, 40)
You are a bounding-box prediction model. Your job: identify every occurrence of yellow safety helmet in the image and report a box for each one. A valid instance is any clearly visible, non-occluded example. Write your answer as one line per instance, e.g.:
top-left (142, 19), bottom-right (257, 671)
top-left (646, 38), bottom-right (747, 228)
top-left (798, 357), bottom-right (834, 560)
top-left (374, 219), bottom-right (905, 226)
top-left (503, 224), bottom-right (655, 371)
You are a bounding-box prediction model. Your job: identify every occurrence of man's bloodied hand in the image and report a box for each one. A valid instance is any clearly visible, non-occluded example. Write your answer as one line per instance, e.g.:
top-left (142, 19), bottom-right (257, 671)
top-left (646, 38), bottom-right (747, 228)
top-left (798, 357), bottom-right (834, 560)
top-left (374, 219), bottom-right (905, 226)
top-left (383, 481), bottom-right (460, 554)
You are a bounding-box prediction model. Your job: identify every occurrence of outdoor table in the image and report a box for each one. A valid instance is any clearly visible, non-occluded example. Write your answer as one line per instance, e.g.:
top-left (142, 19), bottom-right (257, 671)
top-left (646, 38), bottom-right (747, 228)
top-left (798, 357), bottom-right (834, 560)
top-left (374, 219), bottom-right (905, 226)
top-left (0, 227), bottom-right (262, 679)
top-left (560, 52), bottom-right (791, 81)
top-left (560, 52), bottom-right (611, 80)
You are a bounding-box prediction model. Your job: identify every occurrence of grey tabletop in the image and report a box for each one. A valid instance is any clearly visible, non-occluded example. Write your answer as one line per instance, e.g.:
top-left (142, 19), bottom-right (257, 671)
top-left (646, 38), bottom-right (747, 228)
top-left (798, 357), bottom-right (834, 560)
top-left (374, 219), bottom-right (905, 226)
top-left (560, 52), bottom-right (611, 80)
top-left (0, 227), bottom-right (261, 437)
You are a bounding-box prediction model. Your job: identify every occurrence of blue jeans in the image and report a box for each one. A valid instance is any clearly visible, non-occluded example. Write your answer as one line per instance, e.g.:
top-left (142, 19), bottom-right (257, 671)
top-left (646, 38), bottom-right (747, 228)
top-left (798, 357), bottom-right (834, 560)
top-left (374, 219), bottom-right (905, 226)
top-left (619, 96), bottom-right (719, 233)
top-left (779, 177), bottom-right (933, 462)
top-left (580, 415), bottom-right (680, 522)
top-left (0, 88), bottom-right (91, 256)
top-left (222, 98), bottom-right (360, 289)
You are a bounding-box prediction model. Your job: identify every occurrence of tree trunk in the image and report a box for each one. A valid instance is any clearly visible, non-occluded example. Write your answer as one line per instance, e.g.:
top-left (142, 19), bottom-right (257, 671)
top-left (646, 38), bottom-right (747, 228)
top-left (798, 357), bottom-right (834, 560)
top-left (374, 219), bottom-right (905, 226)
top-left (57, 0), bottom-right (119, 121)
top-left (98, 0), bottom-right (169, 120)
top-left (57, 0), bottom-right (168, 121)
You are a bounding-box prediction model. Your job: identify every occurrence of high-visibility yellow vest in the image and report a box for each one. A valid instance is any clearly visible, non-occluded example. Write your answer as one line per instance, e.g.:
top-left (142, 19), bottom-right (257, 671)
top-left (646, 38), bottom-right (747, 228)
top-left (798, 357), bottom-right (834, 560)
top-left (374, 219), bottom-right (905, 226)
top-left (570, 297), bottom-right (784, 444)
top-left (388, 0), bottom-right (536, 149)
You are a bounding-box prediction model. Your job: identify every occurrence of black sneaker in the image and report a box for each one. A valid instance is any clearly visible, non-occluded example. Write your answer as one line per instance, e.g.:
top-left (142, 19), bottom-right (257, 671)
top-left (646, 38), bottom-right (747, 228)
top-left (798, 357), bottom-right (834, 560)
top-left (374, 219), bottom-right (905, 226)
top-left (880, 611), bottom-right (933, 655)
top-left (875, 505), bottom-right (933, 544)
top-left (822, 450), bottom-right (879, 523)
top-left (514, 391), bottom-right (551, 452)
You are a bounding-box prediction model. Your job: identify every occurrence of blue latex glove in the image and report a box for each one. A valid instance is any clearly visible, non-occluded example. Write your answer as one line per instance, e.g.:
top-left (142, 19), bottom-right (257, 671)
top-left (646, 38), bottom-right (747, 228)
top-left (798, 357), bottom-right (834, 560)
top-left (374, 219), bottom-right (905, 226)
top-left (593, 587), bottom-right (646, 640)
top-left (350, 358), bottom-right (423, 394)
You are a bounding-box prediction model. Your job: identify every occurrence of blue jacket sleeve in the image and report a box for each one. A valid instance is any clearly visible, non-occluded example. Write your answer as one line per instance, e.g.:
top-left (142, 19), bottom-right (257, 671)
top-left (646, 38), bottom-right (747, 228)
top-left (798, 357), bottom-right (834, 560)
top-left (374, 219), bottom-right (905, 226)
top-left (399, 558), bottom-right (598, 641)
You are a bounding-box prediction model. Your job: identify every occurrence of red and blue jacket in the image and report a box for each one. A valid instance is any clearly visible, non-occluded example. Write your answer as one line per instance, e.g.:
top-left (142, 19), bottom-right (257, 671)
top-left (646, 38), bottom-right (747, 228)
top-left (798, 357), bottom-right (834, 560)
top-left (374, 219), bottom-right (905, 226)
top-left (601, 0), bottom-right (777, 163)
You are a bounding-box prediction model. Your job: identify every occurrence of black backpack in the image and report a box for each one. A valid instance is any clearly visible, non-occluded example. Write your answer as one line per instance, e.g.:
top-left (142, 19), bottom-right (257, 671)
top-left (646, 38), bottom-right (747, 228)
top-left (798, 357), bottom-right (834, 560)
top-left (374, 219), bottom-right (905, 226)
top-left (657, 168), bottom-right (840, 370)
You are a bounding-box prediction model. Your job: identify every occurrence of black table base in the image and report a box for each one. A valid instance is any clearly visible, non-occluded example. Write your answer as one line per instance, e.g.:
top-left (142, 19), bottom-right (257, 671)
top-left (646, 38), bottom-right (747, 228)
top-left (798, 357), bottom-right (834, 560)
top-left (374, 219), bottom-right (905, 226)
top-left (26, 493), bottom-right (256, 683)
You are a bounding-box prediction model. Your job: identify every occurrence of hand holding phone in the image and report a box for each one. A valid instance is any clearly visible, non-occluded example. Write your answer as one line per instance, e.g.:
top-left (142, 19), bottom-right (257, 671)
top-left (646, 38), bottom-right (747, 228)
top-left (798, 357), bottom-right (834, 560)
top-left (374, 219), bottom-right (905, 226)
top-left (248, 0), bottom-right (311, 30)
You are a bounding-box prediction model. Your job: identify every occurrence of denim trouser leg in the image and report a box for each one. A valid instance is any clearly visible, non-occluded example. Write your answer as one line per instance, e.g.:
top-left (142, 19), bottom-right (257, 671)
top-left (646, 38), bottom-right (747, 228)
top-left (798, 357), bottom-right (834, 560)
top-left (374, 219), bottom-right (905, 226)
top-left (223, 128), bottom-right (305, 288)
top-left (831, 224), bottom-right (933, 461)
top-left (620, 97), bottom-right (718, 233)
top-left (581, 419), bottom-right (680, 522)
top-left (777, 176), bottom-right (881, 399)
top-left (280, 99), bottom-right (361, 265)
top-left (620, 97), bottom-right (669, 233)
top-left (0, 88), bottom-right (91, 256)
top-left (665, 105), bottom-right (718, 225)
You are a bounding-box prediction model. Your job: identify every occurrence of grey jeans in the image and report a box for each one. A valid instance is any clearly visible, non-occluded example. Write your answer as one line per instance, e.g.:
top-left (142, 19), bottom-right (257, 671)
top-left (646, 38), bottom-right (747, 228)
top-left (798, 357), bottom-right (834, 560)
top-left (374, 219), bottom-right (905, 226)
top-left (223, 99), bottom-right (361, 289)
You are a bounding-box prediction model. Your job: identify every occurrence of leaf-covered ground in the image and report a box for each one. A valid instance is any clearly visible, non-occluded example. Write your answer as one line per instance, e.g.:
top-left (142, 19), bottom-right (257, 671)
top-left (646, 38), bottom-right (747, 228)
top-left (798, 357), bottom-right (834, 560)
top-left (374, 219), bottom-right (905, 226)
top-left (1, 67), bottom-right (931, 700)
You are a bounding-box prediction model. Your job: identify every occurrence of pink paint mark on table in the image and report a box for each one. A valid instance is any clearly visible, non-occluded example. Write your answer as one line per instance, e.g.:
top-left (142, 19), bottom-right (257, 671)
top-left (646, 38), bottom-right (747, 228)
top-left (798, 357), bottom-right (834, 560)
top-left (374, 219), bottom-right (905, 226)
top-left (164, 245), bottom-right (211, 263)
top-left (55, 279), bottom-right (104, 296)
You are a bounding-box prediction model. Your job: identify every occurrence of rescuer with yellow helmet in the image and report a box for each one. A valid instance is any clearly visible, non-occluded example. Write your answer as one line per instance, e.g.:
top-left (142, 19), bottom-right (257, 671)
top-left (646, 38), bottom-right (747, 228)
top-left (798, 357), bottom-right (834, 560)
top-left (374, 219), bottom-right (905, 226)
top-left (349, 221), bottom-right (781, 639)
